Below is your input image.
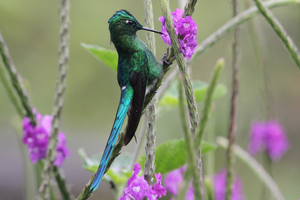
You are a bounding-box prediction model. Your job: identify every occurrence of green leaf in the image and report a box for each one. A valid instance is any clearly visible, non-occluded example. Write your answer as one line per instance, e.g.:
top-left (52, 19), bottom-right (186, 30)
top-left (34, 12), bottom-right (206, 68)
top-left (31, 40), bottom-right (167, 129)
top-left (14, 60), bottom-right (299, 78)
top-left (78, 148), bottom-right (132, 186)
top-left (138, 139), bottom-right (217, 175)
top-left (81, 43), bottom-right (118, 72)
top-left (158, 80), bottom-right (227, 108)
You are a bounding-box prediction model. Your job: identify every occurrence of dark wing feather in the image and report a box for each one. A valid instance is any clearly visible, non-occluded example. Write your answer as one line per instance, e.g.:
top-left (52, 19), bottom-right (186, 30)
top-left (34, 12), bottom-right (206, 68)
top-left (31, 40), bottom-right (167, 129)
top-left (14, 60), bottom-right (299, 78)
top-left (123, 71), bottom-right (146, 145)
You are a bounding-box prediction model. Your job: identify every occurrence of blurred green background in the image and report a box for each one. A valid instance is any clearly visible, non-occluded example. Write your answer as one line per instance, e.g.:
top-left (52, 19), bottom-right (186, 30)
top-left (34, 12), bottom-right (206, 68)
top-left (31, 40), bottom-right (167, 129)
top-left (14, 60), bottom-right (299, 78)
top-left (0, 0), bottom-right (299, 199)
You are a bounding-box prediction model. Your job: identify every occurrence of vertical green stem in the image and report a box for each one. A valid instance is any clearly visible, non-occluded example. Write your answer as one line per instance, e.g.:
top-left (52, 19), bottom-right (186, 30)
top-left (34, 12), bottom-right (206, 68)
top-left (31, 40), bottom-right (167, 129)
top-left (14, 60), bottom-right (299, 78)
top-left (160, 0), bottom-right (199, 136)
top-left (205, 105), bottom-right (215, 177)
top-left (39, 0), bottom-right (71, 199)
top-left (129, 116), bottom-right (147, 171)
top-left (195, 58), bottom-right (224, 148)
top-left (195, 58), bottom-right (224, 199)
top-left (177, 77), bottom-right (202, 200)
top-left (143, 0), bottom-right (157, 185)
top-left (225, 0), bottom-right (240, 199)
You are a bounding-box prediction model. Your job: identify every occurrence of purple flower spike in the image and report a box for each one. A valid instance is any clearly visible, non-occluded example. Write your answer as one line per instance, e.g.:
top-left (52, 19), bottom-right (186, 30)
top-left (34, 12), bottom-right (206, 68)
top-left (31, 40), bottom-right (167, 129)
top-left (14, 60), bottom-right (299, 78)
top-left (151, 173), bottom-right (166, 198)
top-left (22, 109), bottom-right (70, 166)
top-left (248, 120), bottom-right (289, 161)
top-left (177, 16), bottom-right (196, 36)
top-left (120, 163), bottom-right (166, 200)
top-left (171, 9), bottom-right (184, 25)
top-left (265, 121), bottom-right (289, 161)
top-left (214, 170), bottom-right (244, 200)
top-left (158, 8), bottom-right (197, 61)
top-left (163, 167), bottom-right (183, 195)
top-left (54, 132), bottom-right (71, 167)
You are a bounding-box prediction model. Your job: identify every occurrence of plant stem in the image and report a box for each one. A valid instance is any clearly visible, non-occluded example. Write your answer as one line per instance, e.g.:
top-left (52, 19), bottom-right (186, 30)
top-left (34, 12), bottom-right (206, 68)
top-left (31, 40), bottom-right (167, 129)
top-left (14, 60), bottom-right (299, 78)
top-left (195, 58), bottom-right (224, 148)
top-left (130, 116), bottom-right (147, 171)
top-left (160, 0), bottom-right (199, 135)
top-left (0, 60), bottom-right (24, 117)
top-left (183, 0), bottom-right (198, 17)
top-left (196, 58), bottom-right (224, 199)
top-left (0, 31), bottom-right (35, 124)
top-left (39, 0), bottom-right (71, 199)
top-left (177, 77), bottom-right (202, 200)
top-left (187, 0), bottom-right (300, 65)
top-left (143, 0), bottom-right (157, 186)
top-left (253, 0), bottom-right (300, 69)
top-left (225, 0), bottom-right (240, 199)
top-left (216, 136), bottom-right (285, 200)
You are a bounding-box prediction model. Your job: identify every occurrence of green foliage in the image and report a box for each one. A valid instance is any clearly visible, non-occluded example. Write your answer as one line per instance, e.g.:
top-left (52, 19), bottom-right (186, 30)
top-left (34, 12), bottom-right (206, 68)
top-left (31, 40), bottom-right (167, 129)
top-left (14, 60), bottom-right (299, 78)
top-left (78, 148), bottom-right (132, 186)
top-left (79, 140), bottom-right (216, 179)
top-left (138, 139), bottom-right (217, 175)
top-left (81, 43), bottom-right (118, 72)
top-left (158, 80), bottom-right (227, 108)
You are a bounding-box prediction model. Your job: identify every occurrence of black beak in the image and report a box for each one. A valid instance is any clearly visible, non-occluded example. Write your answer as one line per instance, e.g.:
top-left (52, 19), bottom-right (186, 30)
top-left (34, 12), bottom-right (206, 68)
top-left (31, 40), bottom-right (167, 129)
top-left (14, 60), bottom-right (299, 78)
top-left (141, 27), bottom-right (163, 34)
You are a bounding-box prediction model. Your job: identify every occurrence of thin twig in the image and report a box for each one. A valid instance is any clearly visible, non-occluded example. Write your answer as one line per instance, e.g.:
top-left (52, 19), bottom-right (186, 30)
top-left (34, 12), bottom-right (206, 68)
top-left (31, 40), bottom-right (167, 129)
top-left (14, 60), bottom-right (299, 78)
top-left (187, 0), bottom-right (300, 65)
top-left (183, 0), bottom-right (198, 17)
top-left (225, 0), bottom-right (240, 199)
top-left (0, 60), bottom-right (24, 117)
top-left (253, 0), bottom-right (300, 69)
top-left (217, 137), bottom-right (285, 200)
top-left (0, 31), bottom-right (35, 124)
top-left (39, 0), bottom-right (71, 199)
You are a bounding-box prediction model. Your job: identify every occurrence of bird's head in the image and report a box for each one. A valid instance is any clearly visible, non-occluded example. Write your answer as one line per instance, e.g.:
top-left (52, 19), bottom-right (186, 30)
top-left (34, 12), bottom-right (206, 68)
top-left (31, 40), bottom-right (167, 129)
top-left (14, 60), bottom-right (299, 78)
top-left (108, 10), bottom-right (162, 40)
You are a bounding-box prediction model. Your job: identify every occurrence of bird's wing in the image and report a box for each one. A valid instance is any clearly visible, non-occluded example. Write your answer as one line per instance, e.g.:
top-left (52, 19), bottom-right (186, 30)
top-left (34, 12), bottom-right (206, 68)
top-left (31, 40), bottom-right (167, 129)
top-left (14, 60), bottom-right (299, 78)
top-left (123, 51), bottom-right (148, 145)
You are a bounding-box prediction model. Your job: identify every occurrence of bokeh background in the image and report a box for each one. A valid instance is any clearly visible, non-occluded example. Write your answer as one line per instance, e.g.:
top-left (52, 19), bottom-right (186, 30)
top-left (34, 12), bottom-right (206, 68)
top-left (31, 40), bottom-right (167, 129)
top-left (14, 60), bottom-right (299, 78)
top-left (0, 0), bottom-right (299, 199)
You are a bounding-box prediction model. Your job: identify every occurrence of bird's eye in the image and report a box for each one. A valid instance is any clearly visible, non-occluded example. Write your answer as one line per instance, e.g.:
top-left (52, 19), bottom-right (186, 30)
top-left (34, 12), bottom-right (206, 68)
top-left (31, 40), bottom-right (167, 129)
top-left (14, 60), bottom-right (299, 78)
top-left (126, 20), bottom-right (134, 26)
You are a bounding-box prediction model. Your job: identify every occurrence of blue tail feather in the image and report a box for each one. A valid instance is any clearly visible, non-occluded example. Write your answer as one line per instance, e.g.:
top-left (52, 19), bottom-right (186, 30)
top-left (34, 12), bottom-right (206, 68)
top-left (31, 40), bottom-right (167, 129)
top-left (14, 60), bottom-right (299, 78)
top-left (90, 87), bottom-right (133, 191)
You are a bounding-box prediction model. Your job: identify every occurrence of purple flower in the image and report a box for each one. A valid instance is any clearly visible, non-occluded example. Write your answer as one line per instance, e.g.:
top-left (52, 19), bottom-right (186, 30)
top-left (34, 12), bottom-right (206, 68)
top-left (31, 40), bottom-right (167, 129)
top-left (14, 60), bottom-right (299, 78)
top-left (151, 173), bottom-right (166, 199)
top-left (248, 120), bottom-right (289, 161)
top-left (22, 110), bottom-right (70, 166)
top-left (163, 166), bottom-right (196, 200)
top-left (185, 185), bottom-right (194, 200)
top-left (163, 166), bottom-right (184, 195)
top-left (54, 132), bottom-right (71, 167)
top-left (213, 170), bottom-right (244, 200)
top-left (158, 8), bottom-right (197, 61)
top-left (177, 16), bottom-right (197, 36)
top-left (265, 121), bottom-right (289, 161)
top-left (164, 167), bottom-right (243, 200)
top-left (119, 163), bottom-right (166, 200)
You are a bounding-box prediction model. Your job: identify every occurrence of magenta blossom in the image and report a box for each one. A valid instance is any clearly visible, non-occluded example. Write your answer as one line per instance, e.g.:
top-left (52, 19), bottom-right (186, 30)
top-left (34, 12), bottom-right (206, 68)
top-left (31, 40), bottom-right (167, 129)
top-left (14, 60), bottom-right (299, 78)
top-left (119, 163), bottom-right (166, 200)
top-left (214, 170), bottom-right (244, 200)
top-left (248, 120), bottom-right (289, 161)
top-left (22, 109), bottom-right (70, 166)
top-left (163, 166), bottom-right (185, 195)
top-left (158, 8), bottom-right (197, 61)
top-left (164, 167), bottom-right (244, 200)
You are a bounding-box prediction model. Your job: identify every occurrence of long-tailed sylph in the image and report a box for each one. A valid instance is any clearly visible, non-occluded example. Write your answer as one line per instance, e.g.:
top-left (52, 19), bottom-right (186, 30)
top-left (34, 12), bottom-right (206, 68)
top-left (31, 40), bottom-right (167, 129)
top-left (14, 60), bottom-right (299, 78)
top-left (90, 10), bottom-right (163, 191)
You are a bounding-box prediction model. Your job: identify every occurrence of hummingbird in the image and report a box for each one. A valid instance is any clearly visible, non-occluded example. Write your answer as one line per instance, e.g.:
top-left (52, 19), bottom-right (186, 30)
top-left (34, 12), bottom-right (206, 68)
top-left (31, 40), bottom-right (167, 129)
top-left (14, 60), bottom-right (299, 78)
top-left (90, 10), bottom-right (163, 191)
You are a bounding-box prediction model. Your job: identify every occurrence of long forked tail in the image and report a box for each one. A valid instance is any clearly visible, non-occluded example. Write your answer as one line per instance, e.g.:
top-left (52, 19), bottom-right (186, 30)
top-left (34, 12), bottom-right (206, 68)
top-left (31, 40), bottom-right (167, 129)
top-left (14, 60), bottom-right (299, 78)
top-left (90, 86), bottom-right (133, 191)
